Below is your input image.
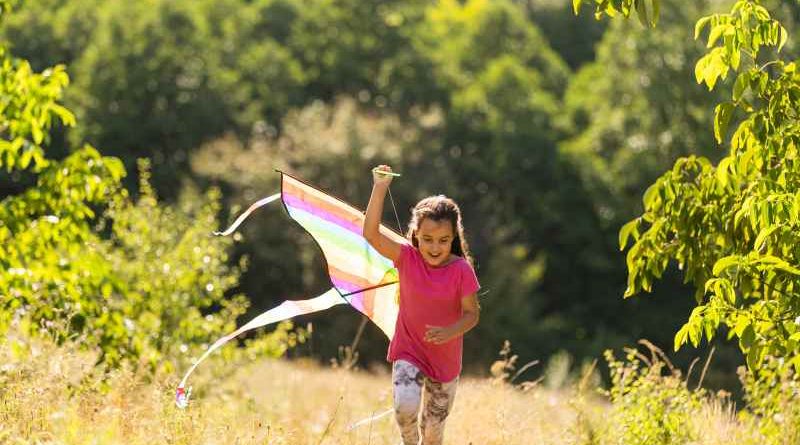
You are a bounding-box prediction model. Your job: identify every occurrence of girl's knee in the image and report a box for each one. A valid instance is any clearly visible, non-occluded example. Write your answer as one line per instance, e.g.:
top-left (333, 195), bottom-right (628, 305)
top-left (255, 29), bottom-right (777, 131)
top-left (392, 360), bottom-right (423, 419)
top-left (394, 395), bottom-right (420, 420)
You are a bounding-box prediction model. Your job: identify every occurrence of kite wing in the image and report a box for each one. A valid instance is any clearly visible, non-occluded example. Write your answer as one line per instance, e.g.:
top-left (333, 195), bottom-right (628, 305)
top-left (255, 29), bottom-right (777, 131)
top-left (176, 171), bottom-right (404, 407)
top-left (280, 172), bottom-right (403, 337)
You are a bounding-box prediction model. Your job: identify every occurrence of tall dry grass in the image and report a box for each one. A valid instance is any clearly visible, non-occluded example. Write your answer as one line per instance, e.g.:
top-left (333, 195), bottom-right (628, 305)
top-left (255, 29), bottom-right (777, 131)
top-left (0, 336), bottom-right (768, 445)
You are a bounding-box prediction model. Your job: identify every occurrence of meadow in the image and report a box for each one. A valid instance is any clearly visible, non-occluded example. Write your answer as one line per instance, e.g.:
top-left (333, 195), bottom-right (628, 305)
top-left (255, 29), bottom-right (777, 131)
top-left (4, 0), bottom-right (800, 443)
top-left (1, 336), bottom-right (772, 445)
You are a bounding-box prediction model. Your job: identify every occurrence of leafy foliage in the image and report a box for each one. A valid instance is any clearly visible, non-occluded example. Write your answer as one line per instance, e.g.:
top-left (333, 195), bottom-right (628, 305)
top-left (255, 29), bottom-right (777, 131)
top-left (0, 4), bottom-right (294, 371)
top-left (739, 357), bottom-right (800, 445)
top-left (0, 4), bottom-right (126, 349)
top-left (739, 357), bottom-right (800, 444)
top-left (524, 1), bottom-right (606, 70)
top-left (621, 0), bottom-right (800, 371)
top-left (575, 0), bottom-right (662, 28)
top-left (0, 45), bottom-right (73, 171)
top-left (562, 1), bottom-right (729, 223)
top-left (604, 343), bottom-right (705, 445)
top-left (4, 0), bottom-right (779, 374)
top-left (91, 163), bottom-right (253, 369)
top-left (64, 0), bottom-right (305, 193)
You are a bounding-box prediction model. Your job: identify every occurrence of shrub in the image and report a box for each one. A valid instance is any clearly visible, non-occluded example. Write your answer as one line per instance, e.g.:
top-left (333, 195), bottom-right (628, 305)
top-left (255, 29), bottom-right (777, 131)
top-left (604, 342), bottom-right (703, 445)
top-left (739, 357), bottom-right (800, 445)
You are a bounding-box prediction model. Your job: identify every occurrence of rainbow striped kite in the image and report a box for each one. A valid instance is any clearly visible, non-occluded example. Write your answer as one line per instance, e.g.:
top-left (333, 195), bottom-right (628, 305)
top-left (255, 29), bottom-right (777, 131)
top-left (176, 171), bottom-right (404, 408)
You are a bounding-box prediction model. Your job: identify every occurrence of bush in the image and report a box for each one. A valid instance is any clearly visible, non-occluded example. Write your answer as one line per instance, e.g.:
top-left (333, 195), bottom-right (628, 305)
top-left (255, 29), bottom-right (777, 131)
top-left (604, 342), bottom-right (703, 445)
top-left (0, 6), bottom-right (299, 373)
top-left (739, 357), bottom-right (800, 445)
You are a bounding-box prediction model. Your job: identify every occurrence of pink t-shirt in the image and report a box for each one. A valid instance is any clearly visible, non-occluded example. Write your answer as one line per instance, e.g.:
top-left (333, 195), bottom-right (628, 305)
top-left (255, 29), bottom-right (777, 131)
top-left (387, 243), bottom-right (480, 382)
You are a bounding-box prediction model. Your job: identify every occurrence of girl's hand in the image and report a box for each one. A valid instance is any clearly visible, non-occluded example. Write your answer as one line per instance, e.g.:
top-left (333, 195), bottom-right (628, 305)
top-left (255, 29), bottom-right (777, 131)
top-left (372, 165), bottom-right (394, 187)
top-left (424, 325), bottom-right (455, 345)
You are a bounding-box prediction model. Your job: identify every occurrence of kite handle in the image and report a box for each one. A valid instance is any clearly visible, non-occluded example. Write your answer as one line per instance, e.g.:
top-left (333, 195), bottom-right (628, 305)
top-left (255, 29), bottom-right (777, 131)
top-left (371, 167), bottom-right (401, 177)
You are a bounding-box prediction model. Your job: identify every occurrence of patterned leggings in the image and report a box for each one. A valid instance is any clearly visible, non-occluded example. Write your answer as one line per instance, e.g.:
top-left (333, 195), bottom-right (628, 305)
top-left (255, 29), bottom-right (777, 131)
top-left (392, 360), bottom-right (458, 445)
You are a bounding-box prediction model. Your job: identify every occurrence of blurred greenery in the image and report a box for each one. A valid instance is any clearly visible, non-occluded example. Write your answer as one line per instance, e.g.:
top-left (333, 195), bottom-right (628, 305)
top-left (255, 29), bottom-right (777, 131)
top-left (3, 0), bottom-right (797, 394)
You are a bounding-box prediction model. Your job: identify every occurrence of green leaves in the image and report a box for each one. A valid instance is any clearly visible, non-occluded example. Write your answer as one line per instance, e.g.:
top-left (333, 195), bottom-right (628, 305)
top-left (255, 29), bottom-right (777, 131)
top-left (746, 341), bottom-right (764, 369)
top-left (604, 345), bottom-right (703, 445)
top-left (619, 0), bottom-right (800, 372)
top-left (778, 24), bottom-right (788, 52)
top-left (733, 71), bottom-right (750, 101)
top-left (694, 16), bottom-right (711, 40)
top-left (0, 58), bottom-right (73, 173)
top-left (712, 256), bottom-right (739, 277)
top-left (695, 47), bottom-right (729, 90)
top-left (576, 0), bottom-right (660, 27)
top-left (674, 323), bottom-right (689, 351)
top-left (0, 20), bottom-right (277, 372)
top-left (753, 225), bottom-right (779, 252)
top-left (634, 0), bottom-right (649, 27)
top-left (713, 102), bottom-right (735, 144)
top-left (693, 2), bottom-right (787, 92)
top-left (619, 218), bottom-right (640, 251)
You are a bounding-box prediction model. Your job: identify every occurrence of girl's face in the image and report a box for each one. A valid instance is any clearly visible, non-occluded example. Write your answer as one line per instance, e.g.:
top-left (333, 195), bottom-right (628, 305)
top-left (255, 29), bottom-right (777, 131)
top-left (415, 217), bottom-right (455, 267)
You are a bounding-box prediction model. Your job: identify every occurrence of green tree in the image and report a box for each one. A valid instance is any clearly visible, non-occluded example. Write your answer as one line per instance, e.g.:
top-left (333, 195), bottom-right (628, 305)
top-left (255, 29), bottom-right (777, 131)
top-left (0, 0), bottom-right (126, 350)
top-left (621, 0), bottom-right (800, 372)
top-left (0, 2), bottom-right (293, 370)
top-left (563, 0), bottom-right (730, 225)
top-left (0, 0), bottom-right (101, 71)
top-left (574, 0), bottom-right (662, 28)
top-left (66, 0), bottom-right (304, 195)
top-left (524, 0), bottom-right (607, 70)
top-left (285, 0), bottom-right (435, 108)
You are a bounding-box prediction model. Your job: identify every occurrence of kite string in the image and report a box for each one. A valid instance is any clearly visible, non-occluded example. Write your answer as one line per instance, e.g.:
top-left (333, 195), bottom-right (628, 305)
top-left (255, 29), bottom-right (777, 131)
top-left (387, 186), bottom-right (403, 234)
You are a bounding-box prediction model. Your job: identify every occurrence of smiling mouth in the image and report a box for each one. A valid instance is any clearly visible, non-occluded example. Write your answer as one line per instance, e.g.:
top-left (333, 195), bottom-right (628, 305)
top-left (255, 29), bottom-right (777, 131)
top-left (427, 253), bottom-right (442, 261)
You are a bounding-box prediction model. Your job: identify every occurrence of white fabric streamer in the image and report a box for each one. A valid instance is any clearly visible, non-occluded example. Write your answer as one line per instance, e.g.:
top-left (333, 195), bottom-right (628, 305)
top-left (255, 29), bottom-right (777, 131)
top-left (176, 287), bottom-right (346, 408)
top-left (213, 193), bottom-right (281, 236)
top-left (347, 408), bottom-right (395, 431)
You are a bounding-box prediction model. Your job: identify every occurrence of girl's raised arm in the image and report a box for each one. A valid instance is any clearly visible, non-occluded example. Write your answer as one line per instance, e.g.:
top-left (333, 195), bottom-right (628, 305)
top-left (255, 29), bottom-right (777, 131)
top-left (363, 165), bottom-right (403, 262)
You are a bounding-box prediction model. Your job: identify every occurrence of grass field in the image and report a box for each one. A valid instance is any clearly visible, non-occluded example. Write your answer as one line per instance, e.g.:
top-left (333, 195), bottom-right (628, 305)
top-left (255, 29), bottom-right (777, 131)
top-left (0, 337), bottom-right (771, 445)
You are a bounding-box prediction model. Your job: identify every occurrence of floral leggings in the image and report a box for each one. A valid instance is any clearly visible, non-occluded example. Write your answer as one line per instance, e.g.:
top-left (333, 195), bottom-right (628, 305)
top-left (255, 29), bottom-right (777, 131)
top-left (392, 360), bottom-right (458, 445)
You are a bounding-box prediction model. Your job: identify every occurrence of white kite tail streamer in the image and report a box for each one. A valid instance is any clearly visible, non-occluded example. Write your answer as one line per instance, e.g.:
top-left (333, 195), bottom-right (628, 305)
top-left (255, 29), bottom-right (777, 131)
top-left (213, 193), bottom-right (281, 236)
top-left (175, 287), bottom-right (346, 408)
top-left (347, 408), bottom-right (395, 431)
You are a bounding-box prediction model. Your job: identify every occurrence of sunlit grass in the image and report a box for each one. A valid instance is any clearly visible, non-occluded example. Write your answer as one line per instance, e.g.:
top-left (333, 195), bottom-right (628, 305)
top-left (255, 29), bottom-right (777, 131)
top-left (0, 337), bottom-right (767, 445)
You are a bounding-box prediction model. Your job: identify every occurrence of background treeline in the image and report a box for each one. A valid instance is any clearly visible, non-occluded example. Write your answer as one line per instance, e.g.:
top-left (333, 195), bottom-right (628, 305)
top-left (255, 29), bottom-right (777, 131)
top-left (2, 0), bottom-right (798, 380)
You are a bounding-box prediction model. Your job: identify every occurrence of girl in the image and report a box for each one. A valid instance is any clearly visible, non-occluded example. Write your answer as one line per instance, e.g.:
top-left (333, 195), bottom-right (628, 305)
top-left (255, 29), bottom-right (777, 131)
top-left (363, 164), bottom-right (481, 445)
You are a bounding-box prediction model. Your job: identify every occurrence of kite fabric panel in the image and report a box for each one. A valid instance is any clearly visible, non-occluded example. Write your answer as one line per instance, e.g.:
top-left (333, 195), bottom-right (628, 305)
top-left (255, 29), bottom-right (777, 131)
top-left (176, 171), bottom-right (405, 408)
top-left (280, 173), bottom-right (403, 338)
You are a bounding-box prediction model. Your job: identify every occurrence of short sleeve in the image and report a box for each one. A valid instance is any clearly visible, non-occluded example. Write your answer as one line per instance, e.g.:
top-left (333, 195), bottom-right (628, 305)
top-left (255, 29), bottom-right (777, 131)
top-left (393, 242), bottom-right (414, 270)
top-left (459, 261), bottom-right (480, 298)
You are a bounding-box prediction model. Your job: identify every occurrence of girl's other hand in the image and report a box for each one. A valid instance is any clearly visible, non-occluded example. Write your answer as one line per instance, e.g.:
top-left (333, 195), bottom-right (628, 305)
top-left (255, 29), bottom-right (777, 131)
top-left (372, 165), bottom-right (394, 186)
top-left (424, 325), bottom-right (454, 344)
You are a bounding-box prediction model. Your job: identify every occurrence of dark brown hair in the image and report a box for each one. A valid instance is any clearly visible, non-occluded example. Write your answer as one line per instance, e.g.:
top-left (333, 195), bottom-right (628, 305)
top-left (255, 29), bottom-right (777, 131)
top-left (406, 195), bottom-right (473, 265)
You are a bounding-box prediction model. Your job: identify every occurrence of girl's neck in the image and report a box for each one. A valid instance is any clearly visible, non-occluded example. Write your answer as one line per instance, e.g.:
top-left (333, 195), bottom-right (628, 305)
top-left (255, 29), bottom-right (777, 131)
top-left (426, 254), bottom-right (458, 268)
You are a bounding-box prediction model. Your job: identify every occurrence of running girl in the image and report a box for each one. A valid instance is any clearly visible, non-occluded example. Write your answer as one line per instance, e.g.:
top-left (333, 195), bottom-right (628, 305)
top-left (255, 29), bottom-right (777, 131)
top-left (363, 164), bottom-right (480, 445)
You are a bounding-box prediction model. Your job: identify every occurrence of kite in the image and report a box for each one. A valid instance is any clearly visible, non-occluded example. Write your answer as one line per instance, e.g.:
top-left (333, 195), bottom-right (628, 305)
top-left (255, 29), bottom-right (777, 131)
top-left (176, 171), bottom-right (405, 408)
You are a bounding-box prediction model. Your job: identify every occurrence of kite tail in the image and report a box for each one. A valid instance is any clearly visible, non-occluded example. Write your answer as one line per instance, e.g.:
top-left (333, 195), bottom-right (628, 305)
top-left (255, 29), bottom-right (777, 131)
top-left (213, 193), bottom-right (281, 236)
top-left (347, 408), bottom-right (395, 431)
top-left (175, 287), bottom-right (346, 408)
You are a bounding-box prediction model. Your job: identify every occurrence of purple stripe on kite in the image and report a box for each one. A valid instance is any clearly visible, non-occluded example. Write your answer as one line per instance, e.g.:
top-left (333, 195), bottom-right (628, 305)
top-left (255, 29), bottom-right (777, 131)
top-left (283, 193), bottom-right (362, 237)
top-left (332, 276), bottom-right (361, 294)
top-left (348, 294), bottom-right (365, 312)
